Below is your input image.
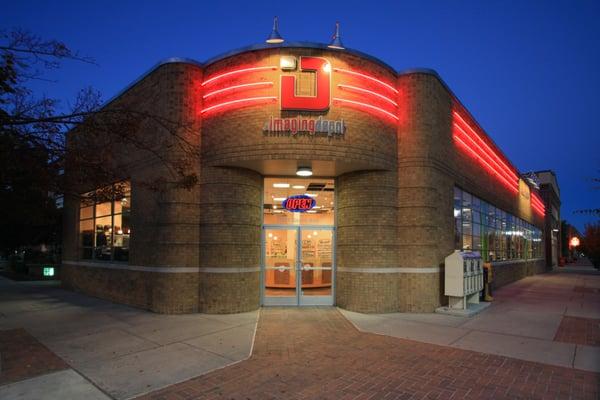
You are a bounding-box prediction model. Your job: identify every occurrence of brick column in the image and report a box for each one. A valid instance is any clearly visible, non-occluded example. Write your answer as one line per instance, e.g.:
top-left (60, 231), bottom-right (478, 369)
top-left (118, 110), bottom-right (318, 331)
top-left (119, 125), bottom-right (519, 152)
top-left (396, 72), bottom-right (453, 312)
top-left (335, 170), bottom-right (400, 312)
top-left (198, 166), bottom-right (262, 313)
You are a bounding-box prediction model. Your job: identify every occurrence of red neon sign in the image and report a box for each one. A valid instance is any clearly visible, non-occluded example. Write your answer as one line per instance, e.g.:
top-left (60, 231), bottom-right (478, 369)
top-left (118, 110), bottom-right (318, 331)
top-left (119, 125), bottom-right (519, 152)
top-left (453, 134), bottom-right (519, 193)
top-left (203, 82), bottom-right (273, 99)
top-left (282, 195), bottom-right (316, 212)
top-left (201, 96), bottom-right (277, 115)
top-left (202, 66), bottom-right (277, 87)
top-left (453, 112), bottom-right (518, 182)
top-left (531, 192), bottom-right (545, 215)
top-left (338, 84), bottom-right (398, 107)
top-left (333, 97), bottom-right (399, 121)
top-left (334, 67), bottom-right (398, 94)
top-left (281, 57), bottom-right (330, 111)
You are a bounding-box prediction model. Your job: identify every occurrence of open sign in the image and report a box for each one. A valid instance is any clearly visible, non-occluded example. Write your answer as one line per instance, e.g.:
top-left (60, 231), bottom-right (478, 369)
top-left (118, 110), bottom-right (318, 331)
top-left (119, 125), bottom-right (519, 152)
top-left (282, 195), bottom-right (316, 212)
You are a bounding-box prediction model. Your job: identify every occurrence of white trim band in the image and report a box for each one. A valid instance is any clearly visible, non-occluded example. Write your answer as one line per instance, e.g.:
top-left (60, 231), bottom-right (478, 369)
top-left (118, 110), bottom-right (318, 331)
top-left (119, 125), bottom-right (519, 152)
top-left (199, 267), bottom-right (261, 273)
top-left (62, 261), bottom-right (200, 273)
top-left (63, 261), bottom-right (260, 274)
top-left (337, 267), bottom-right (441, 273)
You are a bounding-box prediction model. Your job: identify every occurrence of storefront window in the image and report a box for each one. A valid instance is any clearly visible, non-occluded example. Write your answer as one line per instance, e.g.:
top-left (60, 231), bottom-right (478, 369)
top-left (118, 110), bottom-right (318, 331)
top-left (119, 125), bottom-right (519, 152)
top-left (453, 187), bottom-right (543, 262)
top-left (263, 177), bottom-right (334, 226)
top-left (79, 181), bottom-right (131, 262)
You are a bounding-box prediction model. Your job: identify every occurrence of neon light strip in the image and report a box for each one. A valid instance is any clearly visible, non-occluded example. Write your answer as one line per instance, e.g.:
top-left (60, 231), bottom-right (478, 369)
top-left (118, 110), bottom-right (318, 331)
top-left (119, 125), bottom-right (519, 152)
top-left (531, 197), bottom-right (544, 208)
top-left (532, 206), bottom-right (545, 215)
top-left (453, 134), bottom-right (519, 193)
top-left (454, 114), bottom-right (518, 183)
top-left (531, 193), bottom-right (546, 212)
top-left (337, 84), bottom-right (398, 107)
top-left (531, 194), bottom-right (545, 210)
top-left (202, 66), bottom-right (278, 87)
top-left (201, 96), bottom-right (277, 114)
top-left (531, 203), bottom-right (545, 215)
top-left (334, 68), bottom-right (398, 94)
top-left (453, 111), bottom-right (518, 181)
top-left (531, 194), bottom-right (544, 208)
top-left (453, 123), bottom-right (518, 188)
top-left (333, 97), bottom-right (399, 121)
top-left (203, 82), bottom-right (273, 99)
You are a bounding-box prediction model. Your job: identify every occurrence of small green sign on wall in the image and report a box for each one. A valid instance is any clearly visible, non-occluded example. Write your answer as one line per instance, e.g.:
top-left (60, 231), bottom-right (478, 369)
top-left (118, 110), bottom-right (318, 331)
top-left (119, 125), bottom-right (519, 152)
top-left (43, 266), bottom-right (55, 277)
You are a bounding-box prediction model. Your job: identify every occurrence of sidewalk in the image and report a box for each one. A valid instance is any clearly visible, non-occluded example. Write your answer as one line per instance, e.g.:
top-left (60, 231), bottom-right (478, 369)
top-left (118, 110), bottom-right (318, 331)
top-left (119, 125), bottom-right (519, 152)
top-left (0, 277), bottom-right (258, 399)
top-left (1, 266), bottom-right (599, 399)
top-left (141, 307), bottom-right (599, 400)
top-left (342, 264), bottom-right (600, 372)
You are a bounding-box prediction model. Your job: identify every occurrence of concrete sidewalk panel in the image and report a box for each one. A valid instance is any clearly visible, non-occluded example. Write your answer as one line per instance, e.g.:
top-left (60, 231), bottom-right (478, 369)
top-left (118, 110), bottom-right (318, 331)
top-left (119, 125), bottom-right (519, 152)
top-left (565, 304), bottom-right (600, 319)
top-left (47, 328), bottom-right (158, 364)
top-left (199, 310), bottom-right (259, 327)
top-left (574, 345), bottom-right (600, 372)
top-left (460, 309), bottom-right (563, 340)
top-left (453, 330), bottom-right (576, 368)
top-left (377, 312), bottom-right (470, 328)
top-left (122, 316), bottom-right (233, 345)
top-left (0, 369), bottom-right (110, 400)
top-left (184, 323), bottom-right (256, 361)
top-left (342, 310), bottom-right (470, 346)
top-left (77, 342), bottom-right (232, 400)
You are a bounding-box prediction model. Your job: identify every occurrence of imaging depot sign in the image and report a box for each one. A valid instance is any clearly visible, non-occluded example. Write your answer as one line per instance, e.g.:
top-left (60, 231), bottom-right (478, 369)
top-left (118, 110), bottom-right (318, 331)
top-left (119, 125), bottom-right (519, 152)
top-left (282, 194), bottom-right (316, 212)
top-left (263, 116), bottom-right (346, 137)
top-left (262, 55), bottom-right (346, 138)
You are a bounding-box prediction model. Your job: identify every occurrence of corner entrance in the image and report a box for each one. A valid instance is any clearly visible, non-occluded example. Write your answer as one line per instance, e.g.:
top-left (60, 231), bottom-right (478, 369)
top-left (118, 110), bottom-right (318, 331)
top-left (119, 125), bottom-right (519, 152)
top-left (262, 177), bottom-right (335, 306)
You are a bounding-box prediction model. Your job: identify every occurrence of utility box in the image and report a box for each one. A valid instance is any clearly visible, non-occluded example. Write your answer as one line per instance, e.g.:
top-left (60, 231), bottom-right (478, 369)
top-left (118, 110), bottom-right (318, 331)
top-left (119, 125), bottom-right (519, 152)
top-left (445, 250), bottom-right (484, 310)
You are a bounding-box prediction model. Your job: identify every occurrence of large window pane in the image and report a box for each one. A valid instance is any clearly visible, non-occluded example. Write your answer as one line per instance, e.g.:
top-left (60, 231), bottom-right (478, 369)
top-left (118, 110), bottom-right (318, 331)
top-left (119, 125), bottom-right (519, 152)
top-left (96, 201), bottom-right (112, 217)
top-left (95, 215), bottom-right (113, 261)
top-left (263, 177), bottom-right (334, 226)
top-left (453, 186), bottom-right (544, 262)
top-left (79, 181), bottom-right (131, 262)
top-left (80, 220), bottom-right (94, 246)
top-left (80, 206), bottom-right (93, 220)
top-left (114, 195), bottom-right (131, 215)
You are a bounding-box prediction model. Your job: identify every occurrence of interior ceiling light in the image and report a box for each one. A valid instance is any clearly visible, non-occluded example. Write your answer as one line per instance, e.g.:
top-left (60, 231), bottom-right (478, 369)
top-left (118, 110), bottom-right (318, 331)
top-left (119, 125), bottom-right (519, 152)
top-left (292, 185), bottom-right (305, 189)
top-left (304, 193), bottom-right (318, 198)
top-left (328, 21), bottom-right (344, 50)
top-left (273, 197), bottom-right (287, 202)
top-left (296, 166), bottom-right (313, 177)
top-left (266, 16), bottom-right (284, 44)
top-left (273, 183), bottom-right (290, 188)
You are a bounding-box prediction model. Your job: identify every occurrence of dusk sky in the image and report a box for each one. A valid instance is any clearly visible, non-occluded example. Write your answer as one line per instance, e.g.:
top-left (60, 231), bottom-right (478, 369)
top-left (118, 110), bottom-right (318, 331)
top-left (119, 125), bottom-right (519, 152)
top-left (3, 0), bottom-right (599, 231)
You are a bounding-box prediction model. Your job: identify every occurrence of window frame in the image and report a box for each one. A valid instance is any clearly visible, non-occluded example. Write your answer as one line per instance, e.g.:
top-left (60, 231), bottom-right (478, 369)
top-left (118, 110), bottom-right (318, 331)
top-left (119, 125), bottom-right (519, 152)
top-left (453, 186), bottom-right (543, 262)
top-left (78, 182), bottom-right (131, 263)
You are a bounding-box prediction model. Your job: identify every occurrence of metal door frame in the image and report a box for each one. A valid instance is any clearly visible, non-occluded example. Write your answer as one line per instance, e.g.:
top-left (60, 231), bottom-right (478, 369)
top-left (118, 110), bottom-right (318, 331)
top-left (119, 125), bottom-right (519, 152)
top-left (261, 224), bottom-right (335, 306)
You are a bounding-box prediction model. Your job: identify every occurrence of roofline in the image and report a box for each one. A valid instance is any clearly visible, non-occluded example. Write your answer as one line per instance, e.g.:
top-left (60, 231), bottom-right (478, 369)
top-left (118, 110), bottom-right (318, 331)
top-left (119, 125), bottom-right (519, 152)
top-left (533, 169), bottom-right (561, 193)
top-left (101, 57), bottom-right (203, 109)
top-left (202, 41), bottom-right (398, 74)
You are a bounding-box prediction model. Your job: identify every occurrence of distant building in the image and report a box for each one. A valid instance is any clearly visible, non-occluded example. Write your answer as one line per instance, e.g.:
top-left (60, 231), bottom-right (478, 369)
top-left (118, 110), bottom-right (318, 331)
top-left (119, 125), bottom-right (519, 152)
top-left (533, 170), bottom-right (561, 267)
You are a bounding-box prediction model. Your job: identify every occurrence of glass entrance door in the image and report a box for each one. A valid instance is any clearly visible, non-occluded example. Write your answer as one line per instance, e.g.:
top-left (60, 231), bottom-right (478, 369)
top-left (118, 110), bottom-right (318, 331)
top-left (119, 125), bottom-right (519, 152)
top-left (262, 226), bottom-right (334, 306)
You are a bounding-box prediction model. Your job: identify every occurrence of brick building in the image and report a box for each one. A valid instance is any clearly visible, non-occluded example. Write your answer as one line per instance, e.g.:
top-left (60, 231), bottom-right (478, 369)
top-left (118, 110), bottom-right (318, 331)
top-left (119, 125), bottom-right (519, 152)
top-left (61, 43), bottom-right (549, 314)
top-left (532, 170), bottom-right (561, 268)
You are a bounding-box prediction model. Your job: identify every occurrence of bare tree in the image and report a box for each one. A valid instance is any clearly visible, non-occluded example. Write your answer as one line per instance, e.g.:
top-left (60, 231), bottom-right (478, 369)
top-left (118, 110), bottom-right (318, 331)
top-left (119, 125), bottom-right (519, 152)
top-left (0, 29), bottom-right (199, 251)
top-left (575, 171), bottom-right (600, 217)
top-left (1, 28), bottom-right (200, 197)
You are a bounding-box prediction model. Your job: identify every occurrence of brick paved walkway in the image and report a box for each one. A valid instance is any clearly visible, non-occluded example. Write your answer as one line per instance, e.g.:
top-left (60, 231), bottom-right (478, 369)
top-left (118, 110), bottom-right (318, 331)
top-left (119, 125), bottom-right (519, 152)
top-left (139, 308), bottom-right (600, 400)
top-left (0, 328), bottom-right (68, 385)
top-left (554, 316), bottom-right (600, 347)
